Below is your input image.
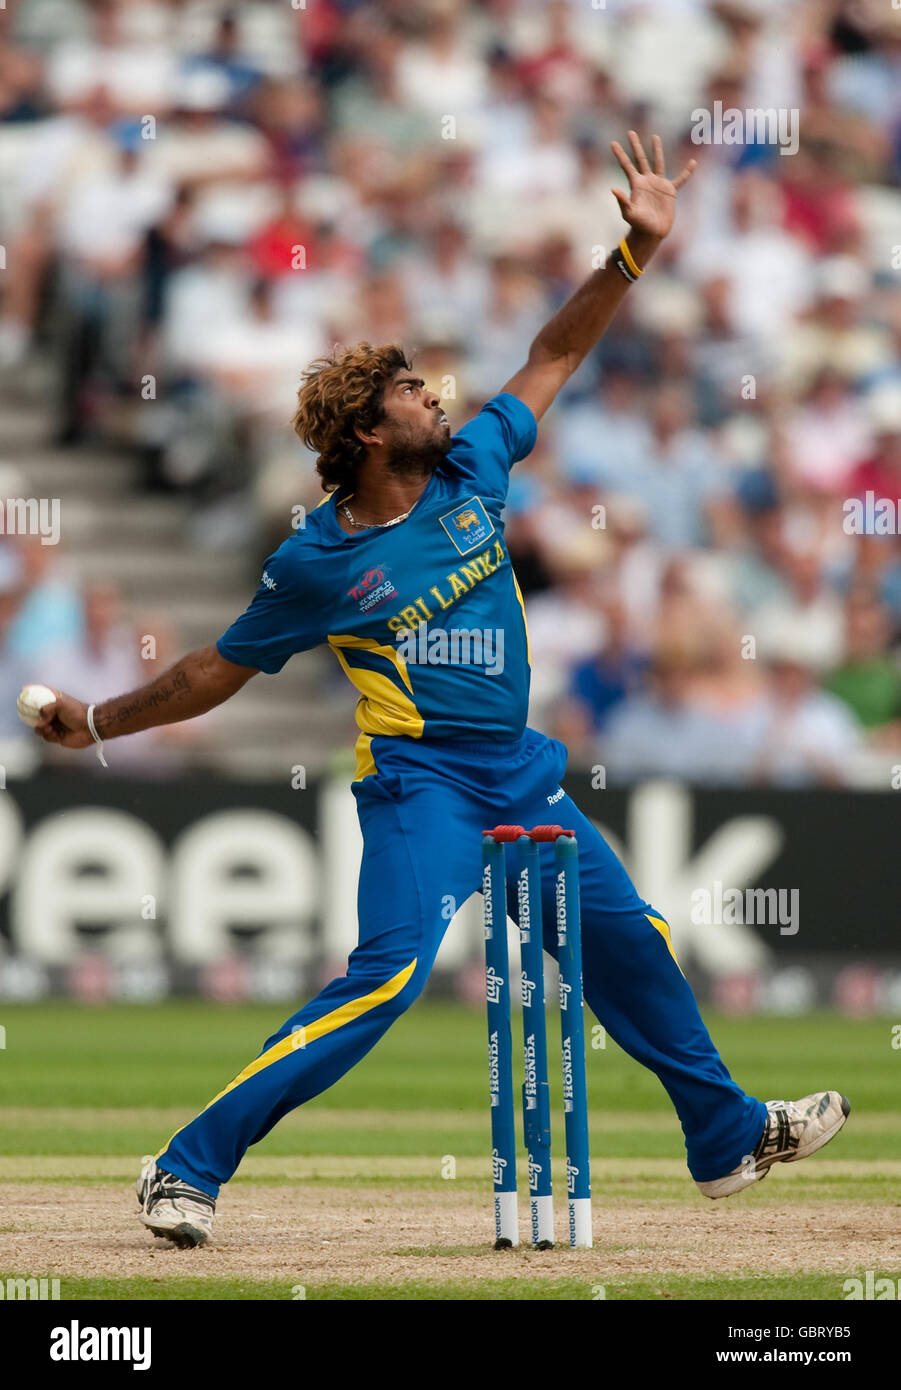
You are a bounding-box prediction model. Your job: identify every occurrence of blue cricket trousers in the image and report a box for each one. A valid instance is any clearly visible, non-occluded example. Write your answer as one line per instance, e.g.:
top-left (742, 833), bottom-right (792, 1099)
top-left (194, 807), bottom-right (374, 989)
top-left (160, 730), bottom-right (766, 1193)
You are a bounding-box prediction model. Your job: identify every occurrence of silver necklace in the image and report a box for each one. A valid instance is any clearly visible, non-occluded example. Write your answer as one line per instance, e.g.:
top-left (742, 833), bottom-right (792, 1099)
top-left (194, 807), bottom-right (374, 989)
top-left (341, 501), bottom-right (411, 530)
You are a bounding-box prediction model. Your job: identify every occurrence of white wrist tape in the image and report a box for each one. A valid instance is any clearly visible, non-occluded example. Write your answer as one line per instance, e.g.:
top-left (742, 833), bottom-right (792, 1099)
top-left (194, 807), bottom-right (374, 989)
top-left (86, 704), bottom-right (108, 768)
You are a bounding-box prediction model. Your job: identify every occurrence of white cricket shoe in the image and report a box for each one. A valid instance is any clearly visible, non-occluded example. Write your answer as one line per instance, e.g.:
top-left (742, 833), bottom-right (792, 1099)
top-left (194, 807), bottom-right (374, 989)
top-left (696, 1091), bottom-right (850, 1199)
top-left (136, 1155), bottom-right (216, 1247)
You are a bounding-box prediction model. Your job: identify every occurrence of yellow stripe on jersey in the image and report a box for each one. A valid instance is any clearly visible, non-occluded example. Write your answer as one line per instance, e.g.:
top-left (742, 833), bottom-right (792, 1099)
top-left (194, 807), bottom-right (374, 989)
top-left (155, 958), bottom-right (418, 1158)
top-left (354, 732), bottom-right (377, 781)
top-left (646, 913), bottom-right (683, 974)
top-left (328, 632), bottom-right (425, 743)
top-left (512, 570), bottom-right (531, 666)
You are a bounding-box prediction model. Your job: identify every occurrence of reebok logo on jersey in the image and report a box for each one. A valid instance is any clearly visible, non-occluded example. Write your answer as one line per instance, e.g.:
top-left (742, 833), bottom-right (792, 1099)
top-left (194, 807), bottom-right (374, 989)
top-left (261, 570), bottom-right (277, 591)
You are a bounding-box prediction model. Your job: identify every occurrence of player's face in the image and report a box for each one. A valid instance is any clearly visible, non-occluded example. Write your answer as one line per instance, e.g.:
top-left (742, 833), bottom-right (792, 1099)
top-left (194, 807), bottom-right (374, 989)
top-left (379, 374), bottom-right (451, 476)
top-left (384, 375), bottom-right (449, 440)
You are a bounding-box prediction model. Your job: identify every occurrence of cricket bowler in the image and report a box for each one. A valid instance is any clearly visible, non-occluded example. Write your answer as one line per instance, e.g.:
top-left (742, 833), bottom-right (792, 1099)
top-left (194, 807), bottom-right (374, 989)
top-left (31, 135), bottom-right (849, 1247)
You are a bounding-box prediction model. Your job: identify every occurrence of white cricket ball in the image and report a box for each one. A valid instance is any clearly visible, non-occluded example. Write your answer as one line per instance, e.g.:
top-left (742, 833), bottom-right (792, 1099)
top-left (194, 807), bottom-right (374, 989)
top-left (16, 683), bottom-right (58, 728)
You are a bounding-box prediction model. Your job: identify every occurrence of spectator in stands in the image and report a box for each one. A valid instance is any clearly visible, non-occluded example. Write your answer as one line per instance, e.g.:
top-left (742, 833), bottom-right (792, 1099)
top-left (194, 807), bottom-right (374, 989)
top-left (395, 0), bottom-right (488, 122)
top-left (565, 596), bottom-right (648, 735)
top-left (602, 641), bottom-right (741, 786)
top-left (750, 548), bottom-right (846, 672)
top-left (781, 256), bottom-right (893, 393)
top-left (54, 121), bottom-right (172, 442)
top-left (5, 534), bottom-right (83, 663)
top-left (750, 625), bottom-right (863, 788)
top-left (181, 11), bottom-right (264, 120)
top-left (824, 590), bottom-right (901, 736)
top-left (40, 581), bottom-right (200, 774)
top-left (41, 580), bottom-right (142, 703)
top-left (553, 366), bottom-right (650, 488)
top-left (525, 535), bottom-right (609, 727)
top-left (332, 19), bottom-right (434, 156)
top-left (615, 384), bottom-right (729, 549)
top-left (850, 386), bottom-right (901, 501)
top-left (400, 216), bottom-right (489, 345)
top-left (784, 367), bottom-right (872, 496)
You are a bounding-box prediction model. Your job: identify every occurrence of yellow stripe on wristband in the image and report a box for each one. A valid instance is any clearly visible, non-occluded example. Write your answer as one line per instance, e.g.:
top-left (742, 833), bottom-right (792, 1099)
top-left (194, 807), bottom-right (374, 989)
top-left (619, 238), bottom-right (643, 278)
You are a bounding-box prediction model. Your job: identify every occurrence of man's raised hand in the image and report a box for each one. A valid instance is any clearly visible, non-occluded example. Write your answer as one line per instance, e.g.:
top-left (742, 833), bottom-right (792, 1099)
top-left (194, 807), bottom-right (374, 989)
top-left (610, 132), bottom-right (696, 242)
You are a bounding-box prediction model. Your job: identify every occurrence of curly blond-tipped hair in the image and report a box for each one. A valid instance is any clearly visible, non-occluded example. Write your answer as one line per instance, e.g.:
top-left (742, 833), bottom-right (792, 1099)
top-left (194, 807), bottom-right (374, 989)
top-left (292, 343), bottom-right (412, 493)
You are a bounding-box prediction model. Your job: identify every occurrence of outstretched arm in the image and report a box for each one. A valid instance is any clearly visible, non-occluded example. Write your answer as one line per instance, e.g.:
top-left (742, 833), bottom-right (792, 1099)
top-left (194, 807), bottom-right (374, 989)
top-left (33, 645), bottom-right (257, 749)
top-left (503, 132), bottom-right (696, 421)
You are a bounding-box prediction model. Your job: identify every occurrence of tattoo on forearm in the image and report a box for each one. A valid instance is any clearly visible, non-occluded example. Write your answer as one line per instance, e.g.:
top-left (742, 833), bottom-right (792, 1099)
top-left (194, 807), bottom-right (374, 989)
top-left (97, 669), bottom-right (192, 734)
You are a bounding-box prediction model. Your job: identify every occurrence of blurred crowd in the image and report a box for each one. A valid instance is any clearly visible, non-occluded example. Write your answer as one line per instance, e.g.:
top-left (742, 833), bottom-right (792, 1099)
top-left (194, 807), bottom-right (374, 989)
top-left (1, 0), bottom-right (901, 784)
top-left (0, 517), bottom-right (203, 775)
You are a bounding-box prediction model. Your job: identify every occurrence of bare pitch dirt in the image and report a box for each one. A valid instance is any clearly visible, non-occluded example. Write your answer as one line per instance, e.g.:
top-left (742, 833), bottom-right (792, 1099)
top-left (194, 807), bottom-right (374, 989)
top-left (1, 1177), bottom-right (896, 1293)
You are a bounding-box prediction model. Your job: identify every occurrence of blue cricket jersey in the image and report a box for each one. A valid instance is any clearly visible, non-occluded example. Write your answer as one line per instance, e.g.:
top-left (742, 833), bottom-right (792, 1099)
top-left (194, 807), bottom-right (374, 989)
top-left (216, 392), bottom-right (538, 775)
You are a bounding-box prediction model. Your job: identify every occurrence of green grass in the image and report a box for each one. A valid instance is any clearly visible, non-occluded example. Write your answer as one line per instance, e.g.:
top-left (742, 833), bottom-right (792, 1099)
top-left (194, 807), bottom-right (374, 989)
top-left (1, 1000), bottom-right (896, 1115)
top-left (0, 1002), bottom-right (896, 1299)
top-left (0, 1271), bottom-right (874, 1301)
